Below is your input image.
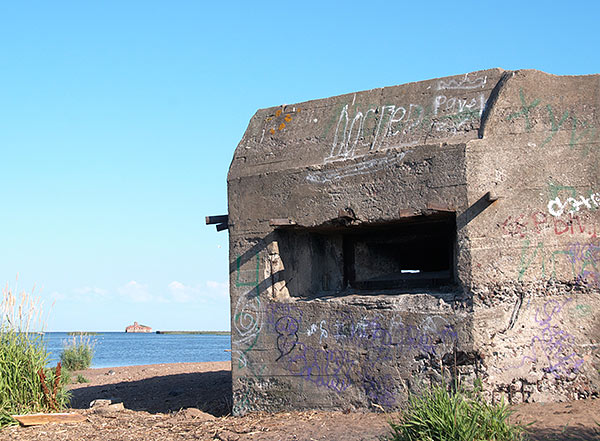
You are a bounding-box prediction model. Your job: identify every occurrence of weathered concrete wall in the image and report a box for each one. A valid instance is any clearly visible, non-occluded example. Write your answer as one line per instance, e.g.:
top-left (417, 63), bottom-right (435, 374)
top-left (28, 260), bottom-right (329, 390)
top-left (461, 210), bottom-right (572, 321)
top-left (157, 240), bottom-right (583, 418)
top-left (466, 70), bottom-right (600, 402)
top-left (227, 69), bottom-right (600, 415)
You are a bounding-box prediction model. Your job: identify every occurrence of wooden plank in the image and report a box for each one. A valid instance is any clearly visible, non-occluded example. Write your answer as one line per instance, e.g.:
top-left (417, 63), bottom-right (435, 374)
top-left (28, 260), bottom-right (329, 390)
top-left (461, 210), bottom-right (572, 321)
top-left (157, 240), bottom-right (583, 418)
top-left (269, 218), bottom-right (296, 226)
top-left (216, 222), bottom-right (229, 232)
top-left (205, 215), bottom-right (229, 225)
top-left (13, 412), bottom-right (86, 426)
top-left (398, 209), bottom-right (417, 218)
top-left (426, 203), bottom-right (455, 213)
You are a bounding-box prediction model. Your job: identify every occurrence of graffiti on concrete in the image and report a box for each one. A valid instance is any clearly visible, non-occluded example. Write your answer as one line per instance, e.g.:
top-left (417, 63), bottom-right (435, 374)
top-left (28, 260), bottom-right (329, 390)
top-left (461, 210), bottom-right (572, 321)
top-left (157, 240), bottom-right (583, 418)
top-left (330, 313), bottom-right (457, 356)
top-left (512, 298), bottom-right (584, 378)
top-left (506, 88), bottom-right (540, 132)
top-left (306, 150), bottom-right (411, 183)
top-left (548, 192), bottom-right (600, 218)
top-left (506, 89), bottom-right (599, 154)
top-left (306, 319), bottom-right (328, 344)
top-left (285, 342), bottom-right (356, 394)
top-left (269, 307), bottom-right (457, 407)
top-left (437, 74), bottom-right (487, 90)
top-left (501, 212), bottom-right (597, 239)
top-left (518, 239), bottom-right (600, 287)
top-left (231, 252), bottom-right (268, 415)
top-left (574, 304), bottom-right (592, 316)
top-left (274, 315), bottom-right (300, 361)
top-left (326, 76), bottom-right (487, 162)
top-left (232, 253), bottom-right (263, 369)
top-left (568, 242), bottom-right (600, 286)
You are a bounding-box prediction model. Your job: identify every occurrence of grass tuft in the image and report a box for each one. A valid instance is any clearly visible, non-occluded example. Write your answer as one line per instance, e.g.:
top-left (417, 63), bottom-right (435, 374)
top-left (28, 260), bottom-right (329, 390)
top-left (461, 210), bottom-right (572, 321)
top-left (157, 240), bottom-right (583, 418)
top-left (388, 382), bottom-right (528, 441)
top-left (75, 374), bottom-right (89, 384)
top-left (0, 281), bottom-right (70, 427)
top-left (60, 335), bottom-right (95, 371)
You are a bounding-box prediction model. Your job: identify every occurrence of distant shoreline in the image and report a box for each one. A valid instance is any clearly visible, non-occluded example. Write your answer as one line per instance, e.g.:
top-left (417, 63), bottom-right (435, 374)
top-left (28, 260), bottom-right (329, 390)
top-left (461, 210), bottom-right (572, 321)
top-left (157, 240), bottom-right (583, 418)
top-left (155, 331), bottom-right (230, 335)
top-left (67, 331), bottom-right (101, 336)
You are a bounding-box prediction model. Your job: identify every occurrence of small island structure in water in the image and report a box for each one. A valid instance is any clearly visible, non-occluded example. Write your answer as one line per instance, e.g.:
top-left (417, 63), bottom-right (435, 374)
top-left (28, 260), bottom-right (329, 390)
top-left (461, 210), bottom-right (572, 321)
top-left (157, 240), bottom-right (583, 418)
top-left (125, 321), bottom-right (153, 333)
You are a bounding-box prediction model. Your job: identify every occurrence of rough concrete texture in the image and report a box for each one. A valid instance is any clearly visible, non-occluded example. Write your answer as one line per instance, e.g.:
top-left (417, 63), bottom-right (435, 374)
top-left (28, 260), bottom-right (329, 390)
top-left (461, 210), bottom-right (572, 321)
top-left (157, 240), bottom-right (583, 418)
top-left (227, 69), bottom-right (600, 415)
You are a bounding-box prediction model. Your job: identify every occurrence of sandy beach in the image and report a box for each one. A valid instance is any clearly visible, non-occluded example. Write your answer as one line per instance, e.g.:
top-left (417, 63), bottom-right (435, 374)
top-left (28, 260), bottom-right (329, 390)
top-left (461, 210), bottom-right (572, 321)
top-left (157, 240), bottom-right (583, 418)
top-left (1, 362), bottom-right (598, 440)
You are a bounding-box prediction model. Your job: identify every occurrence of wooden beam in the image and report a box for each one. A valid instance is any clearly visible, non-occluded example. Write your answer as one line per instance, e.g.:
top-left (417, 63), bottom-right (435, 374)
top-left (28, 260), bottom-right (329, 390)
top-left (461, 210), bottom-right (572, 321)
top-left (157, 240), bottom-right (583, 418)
top-left (206, 215), bottom-right (229, 225)
top-left (13, 413), bottom-right (86, 426)
top-left (269, 218), bottom-right (296, 227)
top-left (398, 209), bottom-right (417, 218)
top-left (426, 203), bottom-right (455, 213)
top-left (485, 191), bottom-right (499, 202)
top-left (216, 222), bottom-right (229, 232)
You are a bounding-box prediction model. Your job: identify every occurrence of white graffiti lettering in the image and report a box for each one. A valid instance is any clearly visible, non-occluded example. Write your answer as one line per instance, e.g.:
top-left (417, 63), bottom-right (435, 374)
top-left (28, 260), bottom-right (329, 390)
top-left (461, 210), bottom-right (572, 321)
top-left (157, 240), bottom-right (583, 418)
top-left (437, 74), bottom-right (487, 90)
top-left (548, 192), bottom-right (600, 217)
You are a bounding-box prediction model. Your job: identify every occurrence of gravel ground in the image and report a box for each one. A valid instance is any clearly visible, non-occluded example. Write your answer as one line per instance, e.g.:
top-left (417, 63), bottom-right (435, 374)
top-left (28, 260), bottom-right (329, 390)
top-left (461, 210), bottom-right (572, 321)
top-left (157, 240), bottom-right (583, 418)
top-left (1, 362), bottom-right (598, 440)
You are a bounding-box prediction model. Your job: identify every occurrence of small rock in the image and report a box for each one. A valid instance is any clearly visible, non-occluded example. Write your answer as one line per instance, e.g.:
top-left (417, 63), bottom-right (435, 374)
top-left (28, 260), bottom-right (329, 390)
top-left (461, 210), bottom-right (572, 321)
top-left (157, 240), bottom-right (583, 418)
top-left (179, 408), bottom-right (215, 421)
top-left (90, 399), bottom-right (112, 408)
top-left (108, 402), bottom-right (125, 411)
top-left (93, 402), bottom-right (125, 415)
top-left (106, 370), bottom-right (116, 376)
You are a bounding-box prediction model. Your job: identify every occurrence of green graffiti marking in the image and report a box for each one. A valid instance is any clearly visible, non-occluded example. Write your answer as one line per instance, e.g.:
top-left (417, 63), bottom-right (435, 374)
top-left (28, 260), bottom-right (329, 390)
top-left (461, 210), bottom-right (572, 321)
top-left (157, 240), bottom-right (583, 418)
top-left (575, 304), bottom-right (592, 316)
top-left (322, 102), bottom-right (351, 140)
top-left (548, 181), bottom-right (577, 200)
top-left (580, 251), bottom-right (599, 276)
top-left (549, 250), bottom-right (577, 279)
top-left (518, 240), bottom-right (545, 281)
top-left (233, 252), bottom-right (262, 369)
top-left (518, 238), bottom-right (600, 284)
top-left (548, 182), bottom-right (599, 213)
top-left (440, 109), bottom-right (480, 124)
top-left (570, 115), bottom-right (598, 150)
top-left (236, 254), bottom-right (260, 287)
top-left (236, 321), bottom-right (260, 369)
top-left (506, 88), bottom-right (540, 132)
top-left (506, 89), bottom-right (599, 156)
top-left (541, 105), bottom-right (569, 147)
top-left (233, 257), bottom-right (266, 415)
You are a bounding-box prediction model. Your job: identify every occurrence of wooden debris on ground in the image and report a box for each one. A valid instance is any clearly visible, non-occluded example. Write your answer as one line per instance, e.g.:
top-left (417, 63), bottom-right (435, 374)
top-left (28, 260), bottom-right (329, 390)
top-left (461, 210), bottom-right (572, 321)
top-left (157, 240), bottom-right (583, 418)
top-left (12, 412), bottom-right (86, 426)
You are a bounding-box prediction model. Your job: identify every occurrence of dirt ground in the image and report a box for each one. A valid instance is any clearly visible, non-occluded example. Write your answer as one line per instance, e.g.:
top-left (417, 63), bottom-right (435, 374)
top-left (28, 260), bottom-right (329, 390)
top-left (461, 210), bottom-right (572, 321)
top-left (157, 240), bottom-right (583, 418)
top-left (1, 362), bottom-right (598, 440)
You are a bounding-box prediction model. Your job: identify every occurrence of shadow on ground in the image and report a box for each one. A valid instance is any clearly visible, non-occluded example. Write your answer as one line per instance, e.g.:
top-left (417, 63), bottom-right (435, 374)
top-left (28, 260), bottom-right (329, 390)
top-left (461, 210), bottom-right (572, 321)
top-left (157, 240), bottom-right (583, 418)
top-left (68, 370), bottom-right (232, 416)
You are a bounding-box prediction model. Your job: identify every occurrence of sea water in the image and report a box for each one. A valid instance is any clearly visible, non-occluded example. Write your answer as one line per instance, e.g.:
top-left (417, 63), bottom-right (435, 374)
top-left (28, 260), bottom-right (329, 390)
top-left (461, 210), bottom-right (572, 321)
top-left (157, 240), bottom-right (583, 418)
top-left (42, 332), bottom-right (231, 368)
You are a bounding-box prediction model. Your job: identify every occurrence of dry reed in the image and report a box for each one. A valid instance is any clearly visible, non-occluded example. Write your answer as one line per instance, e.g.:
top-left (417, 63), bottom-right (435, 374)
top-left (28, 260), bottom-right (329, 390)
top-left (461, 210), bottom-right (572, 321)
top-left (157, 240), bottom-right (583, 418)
top-left (0, 278), bottom-right (69, 427)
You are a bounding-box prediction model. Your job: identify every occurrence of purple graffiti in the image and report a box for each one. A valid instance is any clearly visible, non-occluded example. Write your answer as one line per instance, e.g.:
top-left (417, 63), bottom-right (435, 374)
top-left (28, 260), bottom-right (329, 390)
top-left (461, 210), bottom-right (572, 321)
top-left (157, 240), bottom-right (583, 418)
top-left (568, 242), bottom-right (600, 287)
top-left (363, 373), bottom-right (396, 407)
top-left (332, 316), bottom-right (392, 348)
top-left (275, 316), bottom-right (299, 361)
top-left (513, 298), bottom-right (584, 378)
top-left (270, 307), bottom-right (457, 407)
top-left (330, 314), bottom-right (456, 356)
top-left (285, 342), bottom-right (355, 393)
top-left (266, 303), bottom-right (303, 330)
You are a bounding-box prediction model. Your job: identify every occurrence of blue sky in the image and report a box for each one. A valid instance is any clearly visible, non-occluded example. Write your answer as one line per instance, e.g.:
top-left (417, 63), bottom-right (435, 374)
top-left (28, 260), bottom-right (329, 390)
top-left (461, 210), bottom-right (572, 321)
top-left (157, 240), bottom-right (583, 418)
top-left (0, 1), bottom-right (598, 331)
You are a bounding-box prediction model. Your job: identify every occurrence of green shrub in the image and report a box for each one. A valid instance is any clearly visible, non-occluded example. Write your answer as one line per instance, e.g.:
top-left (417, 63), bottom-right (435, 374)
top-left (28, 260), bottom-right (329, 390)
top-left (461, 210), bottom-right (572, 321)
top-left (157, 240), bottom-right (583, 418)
top-left (60, 335), bottom-right (95, 371)
top-left (388, 383), bottom-right (528, 441)
top-left (75, 374), bottom-right (89, 383)
top-left (0, 284), bottom-right (70, 427)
